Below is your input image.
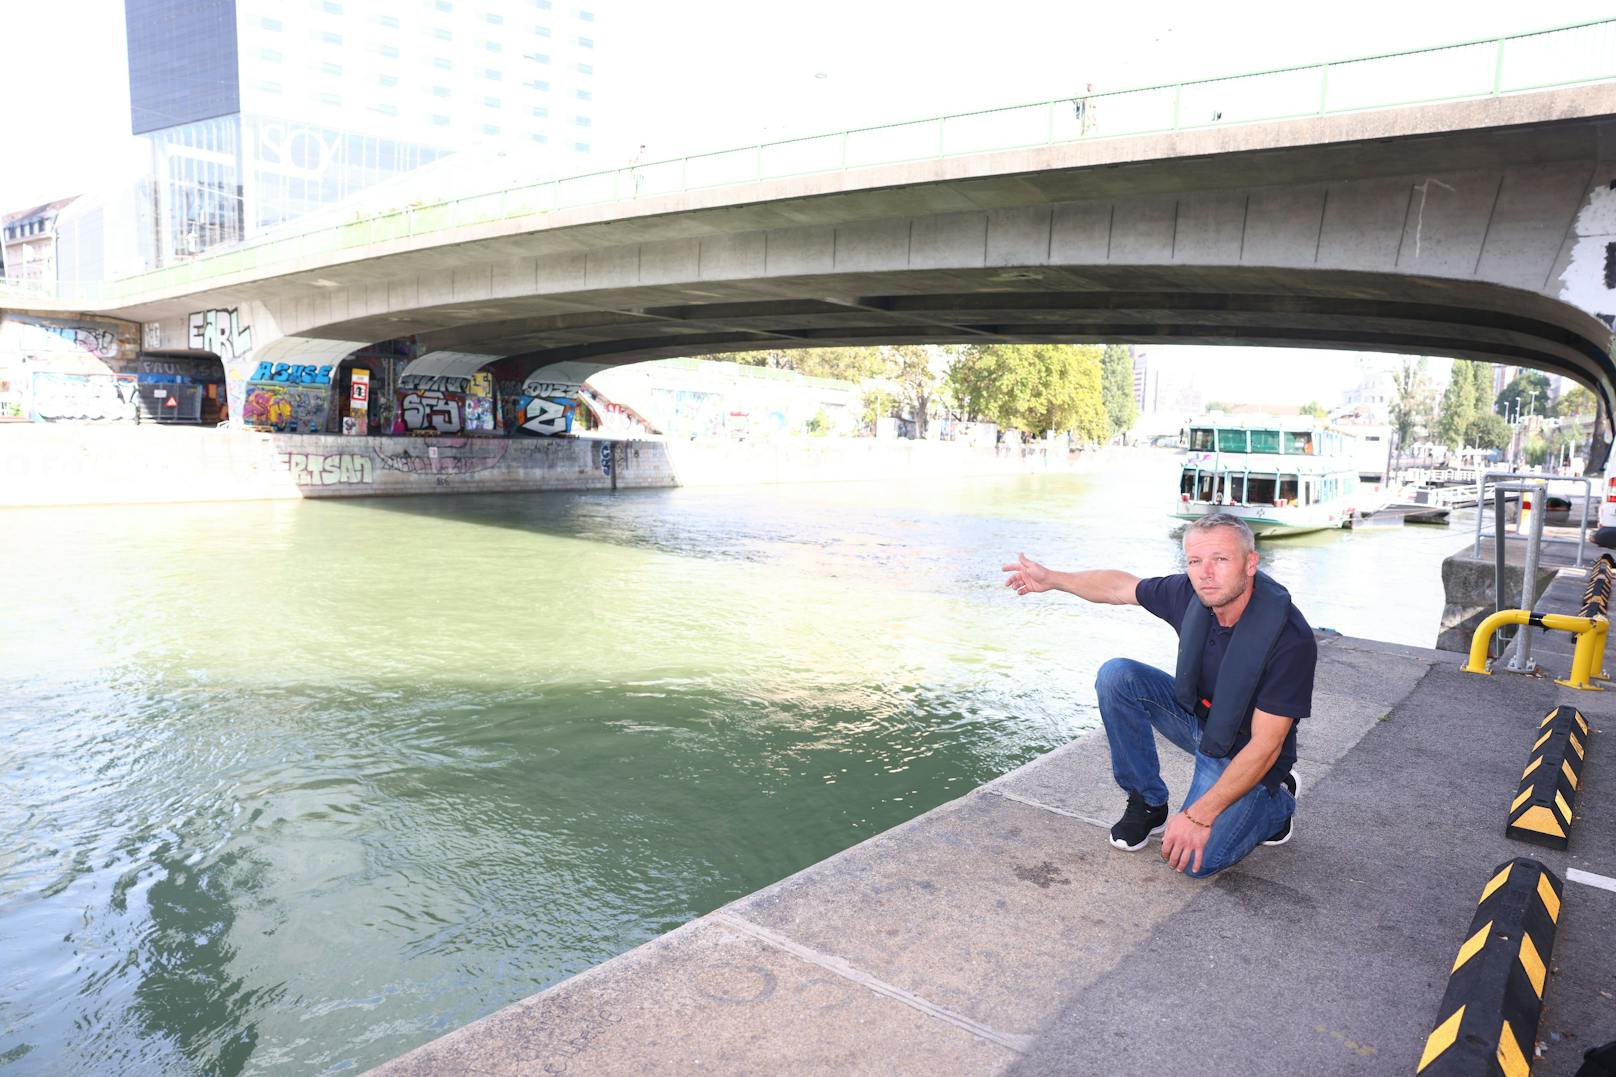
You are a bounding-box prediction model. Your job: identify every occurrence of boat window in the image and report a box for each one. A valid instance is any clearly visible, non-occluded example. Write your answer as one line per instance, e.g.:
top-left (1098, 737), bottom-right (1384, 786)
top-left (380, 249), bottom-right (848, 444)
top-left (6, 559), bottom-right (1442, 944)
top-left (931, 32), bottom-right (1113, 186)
top-left (1180, 469), bottom-right (1196, 496)
top-left (1189, 428), bottom-right (1215, 450)
top-left (1246, 474), bottom-right (1277, 504)
top-left (1304, 480), bottom-right (1316, 505)
top-left (1249, 429), bottom-right (1281, 453)
top-left (1228, 474), bottom-right (1246, 503)
top-left (1285, 431), bottom-right (1314, 454)
top-left (1279, 476), bottom-right (1300, 503)
top-left (1217, 428), bottom-right (1248, 452)
top-left (1196, 471), bottom-right (1216, 501)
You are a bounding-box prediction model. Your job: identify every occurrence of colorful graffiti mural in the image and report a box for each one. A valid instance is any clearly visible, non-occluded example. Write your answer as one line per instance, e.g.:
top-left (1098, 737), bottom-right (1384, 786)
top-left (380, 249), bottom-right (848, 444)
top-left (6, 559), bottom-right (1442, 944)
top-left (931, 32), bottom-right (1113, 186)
top-left (29, 371), bottom-right (141, 422)
top-left (242, 383), bottom-right (332, 434)
top-left (514, 395), bottom-right (577, 436)
top-left (250, 360), bottom-right (333, 386)
top-left (464, 371), bottom-right (496, 433)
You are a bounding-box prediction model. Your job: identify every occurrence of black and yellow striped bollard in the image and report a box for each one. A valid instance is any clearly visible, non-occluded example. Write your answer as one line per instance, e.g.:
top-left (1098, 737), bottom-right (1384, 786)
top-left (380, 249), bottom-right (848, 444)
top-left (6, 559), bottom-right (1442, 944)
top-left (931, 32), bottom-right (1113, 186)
top-left (1417, 858), bottom-right (1563, 1076)
top-left (1507, 706), bottom-right (1590, 850)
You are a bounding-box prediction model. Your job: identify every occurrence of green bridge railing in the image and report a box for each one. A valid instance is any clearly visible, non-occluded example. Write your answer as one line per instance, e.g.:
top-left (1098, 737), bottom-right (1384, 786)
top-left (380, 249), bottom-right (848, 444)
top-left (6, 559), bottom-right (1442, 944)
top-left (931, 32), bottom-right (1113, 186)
top-left (5, 16), bottom-right (1615, 310)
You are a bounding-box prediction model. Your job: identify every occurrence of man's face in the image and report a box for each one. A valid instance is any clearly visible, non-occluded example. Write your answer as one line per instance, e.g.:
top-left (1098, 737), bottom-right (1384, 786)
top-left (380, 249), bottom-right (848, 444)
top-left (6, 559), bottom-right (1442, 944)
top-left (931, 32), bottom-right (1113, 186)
top-left (1183, 527), bottom-right (1258, 610)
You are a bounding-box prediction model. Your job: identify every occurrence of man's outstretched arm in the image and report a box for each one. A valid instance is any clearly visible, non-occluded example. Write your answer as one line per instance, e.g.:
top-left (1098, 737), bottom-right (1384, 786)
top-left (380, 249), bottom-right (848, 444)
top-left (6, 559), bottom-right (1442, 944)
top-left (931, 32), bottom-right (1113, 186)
top-left (1002, 553), bottom-right (1141, 605)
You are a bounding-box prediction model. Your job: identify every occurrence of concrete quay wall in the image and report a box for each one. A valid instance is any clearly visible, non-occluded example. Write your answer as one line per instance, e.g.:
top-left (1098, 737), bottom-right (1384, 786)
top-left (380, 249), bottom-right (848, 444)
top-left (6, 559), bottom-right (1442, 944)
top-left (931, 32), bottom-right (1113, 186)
top-left (0, 427), bottom-right (1086, 509)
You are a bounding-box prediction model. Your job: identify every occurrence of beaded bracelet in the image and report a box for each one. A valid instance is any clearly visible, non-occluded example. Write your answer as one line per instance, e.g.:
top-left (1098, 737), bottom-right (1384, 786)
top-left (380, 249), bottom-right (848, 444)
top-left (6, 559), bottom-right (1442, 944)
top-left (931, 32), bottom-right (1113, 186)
top-left (1182, 810), bottom-right (1212, 829)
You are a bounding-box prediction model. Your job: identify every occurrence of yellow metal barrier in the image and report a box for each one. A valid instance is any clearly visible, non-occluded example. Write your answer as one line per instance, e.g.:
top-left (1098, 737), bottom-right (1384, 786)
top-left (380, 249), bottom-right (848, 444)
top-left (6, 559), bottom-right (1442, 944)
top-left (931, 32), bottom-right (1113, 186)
top-left (1461, 609), bottom-right (1609, 690)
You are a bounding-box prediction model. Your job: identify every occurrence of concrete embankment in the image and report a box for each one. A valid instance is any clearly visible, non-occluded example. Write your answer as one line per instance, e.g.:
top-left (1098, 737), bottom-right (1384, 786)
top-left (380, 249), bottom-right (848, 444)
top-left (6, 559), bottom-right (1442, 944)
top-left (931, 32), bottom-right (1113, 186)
top-left (370, 626), bottom-right (1616, 1076)
top-left (0, 426), bottom-right (1087, 508)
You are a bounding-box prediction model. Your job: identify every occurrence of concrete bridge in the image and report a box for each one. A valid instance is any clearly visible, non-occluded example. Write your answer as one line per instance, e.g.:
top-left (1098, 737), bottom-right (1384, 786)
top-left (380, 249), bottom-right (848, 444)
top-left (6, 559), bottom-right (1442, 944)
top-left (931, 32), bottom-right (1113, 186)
top-left (8, 30), bottom-right (1616, 447)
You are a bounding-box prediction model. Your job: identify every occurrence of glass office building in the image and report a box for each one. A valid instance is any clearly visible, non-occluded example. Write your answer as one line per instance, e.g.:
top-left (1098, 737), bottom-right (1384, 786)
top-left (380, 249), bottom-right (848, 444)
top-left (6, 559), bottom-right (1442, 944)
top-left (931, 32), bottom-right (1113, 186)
top-left (103, 0), bottom-right (601, 273)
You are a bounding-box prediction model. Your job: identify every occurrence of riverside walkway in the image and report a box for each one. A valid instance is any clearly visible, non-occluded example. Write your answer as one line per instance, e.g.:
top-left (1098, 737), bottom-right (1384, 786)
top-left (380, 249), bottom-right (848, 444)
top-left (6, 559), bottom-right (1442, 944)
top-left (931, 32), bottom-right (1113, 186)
top-left (373, 602), bottom-right (1616, 1074)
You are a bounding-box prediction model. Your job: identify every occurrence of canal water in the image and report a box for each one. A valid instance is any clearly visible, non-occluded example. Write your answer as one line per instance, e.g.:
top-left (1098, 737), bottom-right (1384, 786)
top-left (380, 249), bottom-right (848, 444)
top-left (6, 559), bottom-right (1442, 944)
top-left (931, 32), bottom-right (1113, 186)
top-left (0, 449), bottom-right (1466, 1075)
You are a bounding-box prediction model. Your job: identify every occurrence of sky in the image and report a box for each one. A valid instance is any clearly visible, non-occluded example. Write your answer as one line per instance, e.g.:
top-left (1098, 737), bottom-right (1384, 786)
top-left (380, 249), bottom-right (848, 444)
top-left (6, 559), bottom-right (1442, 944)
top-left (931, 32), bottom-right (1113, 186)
top-left (3, 0), bottom-right (1609, 401)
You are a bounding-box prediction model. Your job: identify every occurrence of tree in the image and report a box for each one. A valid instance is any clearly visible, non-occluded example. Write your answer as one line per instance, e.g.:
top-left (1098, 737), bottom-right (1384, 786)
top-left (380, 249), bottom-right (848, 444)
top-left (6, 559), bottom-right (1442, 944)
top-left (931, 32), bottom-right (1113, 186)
top-left (1435, 361), bottom-right (1476, 449)
top-left (890, 345), bottom-right (949, 439)
top-left (1496, 370), bottom-right (1552, 421)
top-left (862, 389), bottom-right (895, 429)
top-left (1100, 344), bottom-right (1138, 440)
top-left (1557, 383), bottom-right (1598, 419)
top-left (1465, 412), bottom-right (1513, 452)
top-left (1299, 400), bottom-right (1328, 419)
top-left (943, 344), bottom-right (1107, 441)
top-left (1471, 362), bottom-right (1498, 424)
top-left (718, 347), bottom-right (888, 383)
top-left (1389, 357), bottom-right (1433, 448)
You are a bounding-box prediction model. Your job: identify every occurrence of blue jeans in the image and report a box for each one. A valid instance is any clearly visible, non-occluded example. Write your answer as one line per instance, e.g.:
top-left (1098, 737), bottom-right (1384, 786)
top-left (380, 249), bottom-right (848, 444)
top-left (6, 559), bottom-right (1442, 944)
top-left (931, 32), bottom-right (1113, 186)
top-left (1095, 657), bottom-right (1294, 878)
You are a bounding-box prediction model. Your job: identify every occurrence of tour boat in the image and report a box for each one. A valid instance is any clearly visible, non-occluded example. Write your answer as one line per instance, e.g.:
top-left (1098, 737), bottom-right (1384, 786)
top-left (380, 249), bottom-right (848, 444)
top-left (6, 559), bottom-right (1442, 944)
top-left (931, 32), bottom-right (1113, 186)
top-left (1172, 416), bottom-right (1376, 537)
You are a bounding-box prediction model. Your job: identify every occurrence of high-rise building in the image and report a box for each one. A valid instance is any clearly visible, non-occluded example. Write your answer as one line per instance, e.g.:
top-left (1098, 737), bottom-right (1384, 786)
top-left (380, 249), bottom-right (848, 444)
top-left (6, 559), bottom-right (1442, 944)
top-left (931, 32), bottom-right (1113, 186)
top-left (88, 0), bottom-right (602, 274)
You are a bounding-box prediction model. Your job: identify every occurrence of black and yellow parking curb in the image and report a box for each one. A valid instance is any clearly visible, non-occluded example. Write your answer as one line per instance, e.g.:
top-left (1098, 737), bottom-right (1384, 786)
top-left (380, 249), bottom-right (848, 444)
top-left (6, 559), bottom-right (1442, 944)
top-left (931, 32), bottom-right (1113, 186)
top-left (1417, 858), bottom-right (1563, 1076)
top-left (1507, 706), bottom-right (1590, 850)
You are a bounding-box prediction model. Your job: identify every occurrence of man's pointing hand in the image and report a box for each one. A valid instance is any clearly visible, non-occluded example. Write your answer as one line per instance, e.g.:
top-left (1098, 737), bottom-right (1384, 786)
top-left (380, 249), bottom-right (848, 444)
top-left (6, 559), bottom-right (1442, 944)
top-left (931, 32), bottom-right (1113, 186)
top-left (1003, 553), bottom-right (1052, 596)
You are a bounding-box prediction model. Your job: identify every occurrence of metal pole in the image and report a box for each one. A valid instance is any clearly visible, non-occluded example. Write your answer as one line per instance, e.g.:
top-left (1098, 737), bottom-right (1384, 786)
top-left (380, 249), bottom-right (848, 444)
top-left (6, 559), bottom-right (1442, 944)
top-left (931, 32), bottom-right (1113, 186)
top-left (1494, 486), bottom-right (1508, 660)
top-left (1508, 481), bottom-right (1547, 672)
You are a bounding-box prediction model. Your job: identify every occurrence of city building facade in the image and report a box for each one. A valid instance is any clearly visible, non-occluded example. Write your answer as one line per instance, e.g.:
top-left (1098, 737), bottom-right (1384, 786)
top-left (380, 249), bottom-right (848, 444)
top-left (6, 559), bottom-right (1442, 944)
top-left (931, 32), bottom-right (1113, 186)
top-left (47, 0), bottom-right (604, 282)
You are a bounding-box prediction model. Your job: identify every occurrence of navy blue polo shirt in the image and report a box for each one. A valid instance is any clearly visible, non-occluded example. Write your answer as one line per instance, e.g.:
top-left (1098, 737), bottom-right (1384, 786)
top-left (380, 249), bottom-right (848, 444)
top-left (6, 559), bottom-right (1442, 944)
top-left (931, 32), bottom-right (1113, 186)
top-left (1135, 574), bottom-right (1316, 790)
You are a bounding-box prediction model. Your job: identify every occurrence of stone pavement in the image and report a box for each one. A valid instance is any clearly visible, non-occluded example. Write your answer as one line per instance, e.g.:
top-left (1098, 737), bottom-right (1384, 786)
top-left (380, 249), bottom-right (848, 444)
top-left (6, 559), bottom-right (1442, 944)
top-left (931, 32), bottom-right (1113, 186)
top-left (372, 635), bottom-right (1616, 1077)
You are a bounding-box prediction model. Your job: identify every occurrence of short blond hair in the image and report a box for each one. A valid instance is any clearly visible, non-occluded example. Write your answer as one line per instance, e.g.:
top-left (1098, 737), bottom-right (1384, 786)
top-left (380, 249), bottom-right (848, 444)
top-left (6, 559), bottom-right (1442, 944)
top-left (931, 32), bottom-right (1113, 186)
top-left (1184, 513), bottom-right (1256, 556)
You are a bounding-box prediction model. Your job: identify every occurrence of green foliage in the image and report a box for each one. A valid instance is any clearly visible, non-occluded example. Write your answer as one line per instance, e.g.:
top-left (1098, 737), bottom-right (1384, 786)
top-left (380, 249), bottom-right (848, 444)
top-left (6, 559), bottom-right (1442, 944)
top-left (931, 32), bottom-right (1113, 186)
top-left (1299, 400), bottom-right (1328, 419)
top-left (1471, 362), bottom-right (1497, 421)
top-left (1495, 370), bottom-right (1552, 420)
top-left (1465, 412), bottom-right (1513, 452)
top-left (862, 389), bottom-right (895, 427)
top-left (1557, 384), bottom-right (1598, 419)
top-left (1390, 357), bottom-right (1433, 448)
top-left (720, 347), bottom-right (889, 383)
top-left (1100, 344), bottom-right (1138, 439)
top-left (806, 409), bottom-right (830, 436)
top-left (890, 344), bottom-right (947, 439)
top-left (945, 343), bottom-right (1108, 442)
top-left (1436, 361), bottom-right (1476, 449)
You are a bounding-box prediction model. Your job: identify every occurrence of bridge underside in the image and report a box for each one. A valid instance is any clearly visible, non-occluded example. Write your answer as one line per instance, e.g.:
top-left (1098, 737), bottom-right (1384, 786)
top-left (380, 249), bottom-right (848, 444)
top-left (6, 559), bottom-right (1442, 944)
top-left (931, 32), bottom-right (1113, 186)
top-left (305, 264), bottom-right (1616, 413)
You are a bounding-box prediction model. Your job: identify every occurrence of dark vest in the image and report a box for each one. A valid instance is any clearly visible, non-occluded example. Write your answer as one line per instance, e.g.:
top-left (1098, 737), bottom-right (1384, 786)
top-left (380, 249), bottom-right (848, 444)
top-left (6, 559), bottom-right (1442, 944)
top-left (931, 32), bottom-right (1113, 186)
top-left (1173, 570), bottom-right (1291, 758)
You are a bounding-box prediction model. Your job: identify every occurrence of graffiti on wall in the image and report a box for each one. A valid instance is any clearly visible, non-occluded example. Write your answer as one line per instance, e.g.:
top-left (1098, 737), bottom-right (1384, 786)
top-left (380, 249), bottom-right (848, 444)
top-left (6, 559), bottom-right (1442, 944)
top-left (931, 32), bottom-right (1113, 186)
top-left (277, 452), bottom-right (375, 486)
top-left (189, 308), bottom-right (254, 363)
top-left (394, 375), bottom-right (469, 434)
top-left (250, 360), bottom-right (332, 385)
top-left (464, 371), bottom-right (496, 433)
top-left (374, 439), bottom-right (509, 475)
top-left (399, 391), bottom-right (463, 433)
top-left (29, 371), bottom-right (140, 422)
top-left (516, 378), bottom-right (581, 437)
top-left (242, 383), bottom-right (332, 433)
top-left (0, 316), bottom-right (124, 363)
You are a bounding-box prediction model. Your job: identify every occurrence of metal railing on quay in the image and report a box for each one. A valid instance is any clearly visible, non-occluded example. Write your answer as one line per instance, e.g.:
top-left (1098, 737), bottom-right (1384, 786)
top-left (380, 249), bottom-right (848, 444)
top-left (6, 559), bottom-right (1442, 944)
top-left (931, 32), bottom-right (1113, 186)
top-left (5, 17), bottom-right (1616, 308)
top-left (1470, 471), bottom-right (1592, 568)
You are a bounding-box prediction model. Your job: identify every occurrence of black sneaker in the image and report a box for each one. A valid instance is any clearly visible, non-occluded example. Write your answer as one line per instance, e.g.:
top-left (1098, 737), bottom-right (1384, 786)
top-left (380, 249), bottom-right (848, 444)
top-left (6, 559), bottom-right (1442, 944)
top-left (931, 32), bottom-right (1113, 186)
top-left (1263, 814), bottom-right (1294, 846)
top-left (1109, 793), bottom-right (1169, 851)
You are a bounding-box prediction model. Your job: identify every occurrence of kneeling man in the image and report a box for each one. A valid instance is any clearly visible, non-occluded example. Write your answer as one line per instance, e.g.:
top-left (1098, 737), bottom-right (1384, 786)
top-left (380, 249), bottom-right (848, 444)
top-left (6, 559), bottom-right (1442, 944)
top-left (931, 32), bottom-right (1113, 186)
top-left (1002, 513), bottom-right (1316, 877)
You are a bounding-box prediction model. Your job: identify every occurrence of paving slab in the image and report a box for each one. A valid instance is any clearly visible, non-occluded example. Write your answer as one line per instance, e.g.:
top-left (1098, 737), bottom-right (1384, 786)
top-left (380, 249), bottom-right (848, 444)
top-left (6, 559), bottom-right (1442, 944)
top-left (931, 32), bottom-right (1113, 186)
top-left (728, 793), bottom-right (1211, 1039)
top-left (374, 916), bottom-right (1017, 1076)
